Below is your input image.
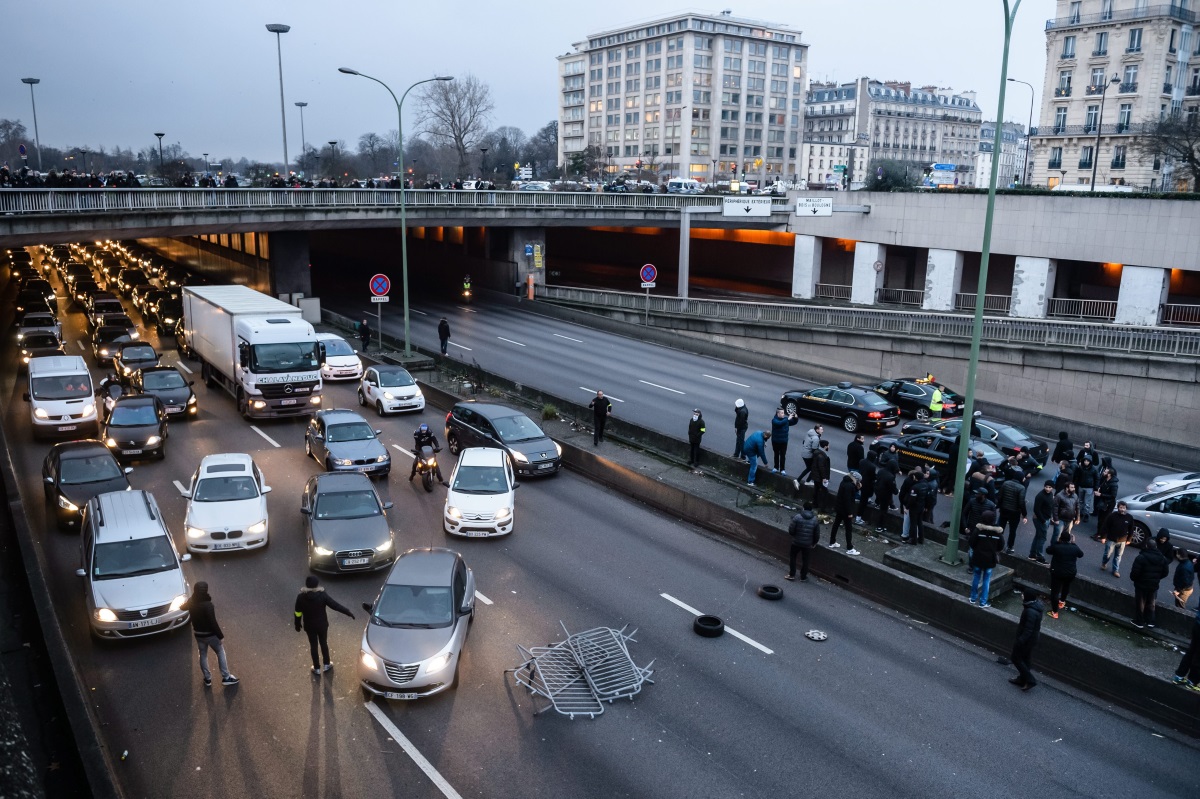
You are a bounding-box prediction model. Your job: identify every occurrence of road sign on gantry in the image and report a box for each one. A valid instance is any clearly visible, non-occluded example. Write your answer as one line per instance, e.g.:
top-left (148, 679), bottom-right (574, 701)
top-left (369, 274), bottom-right (391, 296)
top-left (795, 197), bottom-right (833, 217)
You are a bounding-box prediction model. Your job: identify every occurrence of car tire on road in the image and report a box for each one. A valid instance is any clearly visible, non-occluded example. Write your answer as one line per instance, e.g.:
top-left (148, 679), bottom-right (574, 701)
top-left (376, 401), bottom-right (385, 417)
top-left (842, 415), bottom-right (858, 433)
top-left (357, 389), bottom-right (366, 407)
top-left (757, 584), bottom-right (784, 601)
top-left (693, 615), bottom-right (725, 638)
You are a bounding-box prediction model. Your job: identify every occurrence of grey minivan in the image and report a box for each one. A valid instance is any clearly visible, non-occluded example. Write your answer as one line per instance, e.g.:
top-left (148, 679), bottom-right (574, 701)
top-left (1121, 486), bottom-right (1200, 554)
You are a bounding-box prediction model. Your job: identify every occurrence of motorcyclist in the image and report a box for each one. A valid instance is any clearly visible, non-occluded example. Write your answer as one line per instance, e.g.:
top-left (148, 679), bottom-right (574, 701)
top-left (462, 274), bottom-right (472, 295)
top-left (408, 423), bottom-right (443, 483)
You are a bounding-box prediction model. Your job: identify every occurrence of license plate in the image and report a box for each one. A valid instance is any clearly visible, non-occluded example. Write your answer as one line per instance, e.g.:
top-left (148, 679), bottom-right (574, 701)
top-left (384, 691), bottom-right (420, 700)
top-left (129, 617), bottom-right (160, 629)
top-left (464, 530), bottom-right (491, 537)
top-left (342, 557), bottom-right (370, 566)
top-left (167, 406), bottom-right (183, 414)
top-left (214, 542), bottom-right (240, 550)
top-left (885, 421), bottom-right (897, 427)
top-left (58, 425), bottom-right (77, 431)
top-left (280, 399), bottom-right (297, 406)
top-left (122, 448), bottom-right (143, 455)
top-left (538, 462), bottom-right (554, 470)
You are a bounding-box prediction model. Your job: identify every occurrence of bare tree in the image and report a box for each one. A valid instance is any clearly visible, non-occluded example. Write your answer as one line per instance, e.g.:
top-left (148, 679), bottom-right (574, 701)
top-left (1132, 113), bottom-right (1200, 191)
top-left (417, 74), bottom-right (494, 177)
top-left (524, 121), bottom-right (559, 178)
top-left (358, 132), bottom-right (387, 176)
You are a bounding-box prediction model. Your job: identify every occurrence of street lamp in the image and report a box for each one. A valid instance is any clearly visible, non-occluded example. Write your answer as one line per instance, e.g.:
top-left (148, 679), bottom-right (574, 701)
top-left (1007, 78), bottom-right (1035, 184)
top-left (154, 132), bottom-right (165, 176)
top-left (1091, 73), bottom-right (1121, 189)
top-left (265, 23), bottom-right (291, 172)
top-left (202, 152), bottom-right (209, 175)
top-left (76, 147), bottom-right (89, 173)
top-left (479, 147), bottom-right (488, 180)
top-left (20, 78), bottom-right (43, 172)
top-left (295, 101), bottom-right (308, 173)
top-left (338, 68), bottom-right (454, 358)
top-left (328, 141), bottom-right (338, 180)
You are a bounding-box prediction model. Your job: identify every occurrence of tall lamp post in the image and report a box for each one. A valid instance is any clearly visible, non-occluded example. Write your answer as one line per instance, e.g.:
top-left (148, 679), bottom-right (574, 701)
top-left (338, 68), bottom-right (454, 358)
top-left (944, 0), bottom-right (1023, 565)
top-left (265, 23), bottom-right (291, 173)
top-left (479, 147), bottom-right (488, 180)
top-left (1091, 73), bottom-right (1120, 188)
top-left (295, 101), bottom-right (308, 173)
top-left (328, 141), bottom-right (338, 181)
top-left (1006, 77), bottom-right (1035, 184)
top-left (20, 78), bottom-right (43, 172)
top-left (154, 132), bottom-right (165, 176)
top-left (202, 152), bottom-right (209, 175)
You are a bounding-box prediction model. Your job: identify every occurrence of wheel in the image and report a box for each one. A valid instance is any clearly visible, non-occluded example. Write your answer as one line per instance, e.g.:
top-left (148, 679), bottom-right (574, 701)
top-left (376, 401), bottom-right (386, 417)
top-left (784, 400), bottom-right (798, 416)
top-left (1130, 522), bottom-right (1150, 548)
top-left (693, 615), bottom-right (725, 638)
top-left (305, 438), bottom-right (312, 457)
top-left (915, 407), bottom-right (931, 423)
top-left (757, 584), bottom-right (784, 601)
top-left (325, 458), bottom-right (334, 473)
top-left (202, 362), bottom-right (215, 388)
top-left (357, 388), bottom-right (366, 407)
top-left (842, 414), bottom-right (859, 433)
top-left (422, 470), bottom-right (434, 493)
top-left (447, 434), bottom-right (461, 455)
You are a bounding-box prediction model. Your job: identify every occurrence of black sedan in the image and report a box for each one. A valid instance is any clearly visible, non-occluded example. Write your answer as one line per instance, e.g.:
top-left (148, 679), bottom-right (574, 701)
top-left (113, 342), bottom-right (159, 384)
top-left (41, 440), bottom-right (132, 530)
top-left (91, 325), bottom-right (132, 365)
top-left (869, 432), bottom-right (1006, 474)
top-left (444, 401), bottom-right (562, 477)
top-left (132, 366), bottom-right (197, 419)
top-left (900, 416), bottom-right (1049, 465)
top-left (872, 377), bottom-right (963, 422)
top-left (779, 381), bottom-right (900, 433)
top-left (154, 299), bottom-right (183, 335)
top-left (19, 331), bottom-right (66, 370)
top-left (102, 395), bottom-right (167, 461)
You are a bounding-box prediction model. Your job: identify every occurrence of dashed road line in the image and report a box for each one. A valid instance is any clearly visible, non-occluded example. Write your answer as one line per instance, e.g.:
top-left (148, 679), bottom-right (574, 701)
top-left (639, 379), bottom-right (685, 395)
top-left (76, 340), bottom-right (85, 351)
top-left (703, 374), bottom-right (750, 388)
top-left (474, 591), bottom-right (493, 605)
top-left (409, 308), bottom-right (428, 315)
top-left (579, 387), bottom-right (624, 403)
top-left (172, 480), bottom-right (189, 496)
top-left (553, 333), bottom-right (583, 343)
top-left (390, 444), bottom-right (416, 460)
top-left (659, 592), bottom-right (774, 655)
top-left (448, 341), bottom-right (472, 351)
top-left (175, 361), bottom-right (193, 374)
top-left (456, 306), bottom-right (477, 314)
top-left (249, 426), bottom-right (281, 448)
top-left (496, 336), bottom-right (526, 347)
top-left (364, 702), bottom-right (464, 799)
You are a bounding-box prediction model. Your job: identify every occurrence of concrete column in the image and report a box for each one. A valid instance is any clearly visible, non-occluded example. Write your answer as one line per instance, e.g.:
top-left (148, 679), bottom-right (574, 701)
top-left (267, 231), bottom-right (311, 298)
top-left (678, 211), bottom-right (692, 298)
top-left (922, 248), bottom-right (964, 311)
top-left (1115, 264), bottom-right (1169, 326)
top-left (1009, 256), bottom-right (1057, 318)
top-left (791, 234), bottom-right (822, 299)
top-left (506, 227), bottom-right (546, 292)
top-left (850, 242), bottom-right (886, 305)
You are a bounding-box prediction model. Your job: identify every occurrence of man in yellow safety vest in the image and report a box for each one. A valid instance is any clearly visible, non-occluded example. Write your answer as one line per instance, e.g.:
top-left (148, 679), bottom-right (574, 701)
top-left (930, 388), bottom-right (944, 422)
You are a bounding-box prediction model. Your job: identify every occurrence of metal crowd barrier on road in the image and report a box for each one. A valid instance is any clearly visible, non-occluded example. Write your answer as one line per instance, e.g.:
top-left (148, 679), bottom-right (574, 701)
top-left (537, 284), bottom-right (1200, 358)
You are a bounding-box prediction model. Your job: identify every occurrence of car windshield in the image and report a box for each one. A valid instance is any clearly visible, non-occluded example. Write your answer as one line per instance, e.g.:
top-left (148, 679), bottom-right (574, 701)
top-left (96, 328), bottom-right (129, 344)
top-left (59, 454), bottom-right (124, 485)
top-left (109, 404), bottom-right (158, 426)
top-left (490, 413), bottom-right (544, 443)
top-left (371, 584), bottom-right (453, 628)
top-left (860, 393), bottom-right (891, 407)
top-left (452, 464), bottom-right (508, 494)
top-left (322, 337), bottom-right (355, 357)
top-left (142, 370), bottom-right (186, 390)
top-left (377, 369), bottom-right (415, 387)
top-left (193, 475), bottom-right (259, 502)
top-left (23, 333), bottom-right (59, 349)
top-left (92, 536), bottom-right (176, 580)
top-left (31, 375), bottom-right (92, 400)
top-left (326, 421), bottom-right (375, 443)
top-left (22, 315), bottom-right (55, 327)
top-left (313, 489), bottom-right (381, 520)
top-left (121, 345), bottom-right (156, 361)
top-left (249, 342), bottom-right (320, 374)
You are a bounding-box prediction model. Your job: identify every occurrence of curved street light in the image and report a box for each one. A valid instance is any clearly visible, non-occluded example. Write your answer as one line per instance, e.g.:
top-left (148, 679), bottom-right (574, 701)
top-left (337, 68), bottom-right (454, 357)
top-left (154, 132), bottom-right (166, 176)
top-left (20, 78), bottom-right (43, 172)
top-left (295, 102), bottom-right (309, 174)
top-left (266, 23), bottom-right (291, 172)
top-left (1006, 78), bottom-right (1035, 185)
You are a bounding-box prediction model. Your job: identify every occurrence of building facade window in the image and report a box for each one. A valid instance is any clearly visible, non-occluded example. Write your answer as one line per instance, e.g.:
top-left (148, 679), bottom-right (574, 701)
top-left (1127, 28), bottom-right (1142, 53)
top-left (1062, 35), bottom-right (1076, 58)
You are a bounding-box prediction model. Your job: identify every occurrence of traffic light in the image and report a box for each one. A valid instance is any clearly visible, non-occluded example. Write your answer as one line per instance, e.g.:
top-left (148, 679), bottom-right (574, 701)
top-left (636, 159), bottom-right (642, 169)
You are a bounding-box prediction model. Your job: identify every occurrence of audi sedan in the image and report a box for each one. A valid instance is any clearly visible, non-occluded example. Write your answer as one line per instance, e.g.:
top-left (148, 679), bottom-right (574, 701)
top-left (41, 440), bottom-right (132, 530)
top-left (301, 472), bottom-right (395, 574)
top-left (132, 366), bottom-right (197, 418)
top-left (358, 547), bottom-right (475, 700)
top-left (304, 409), bottom-right (390, 478)
top-left (779, 382), bottom-right (900, 433)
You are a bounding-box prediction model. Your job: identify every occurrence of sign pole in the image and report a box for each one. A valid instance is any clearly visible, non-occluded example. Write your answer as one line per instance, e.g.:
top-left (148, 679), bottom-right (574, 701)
top-left (639, 263), bottom-right (657, 326)
top-left (368, 273), bottom-right (392, 353)
top-left (377, 301), bottom-right (383, 352)
top-left (645, 286), bottom-right (650, 326)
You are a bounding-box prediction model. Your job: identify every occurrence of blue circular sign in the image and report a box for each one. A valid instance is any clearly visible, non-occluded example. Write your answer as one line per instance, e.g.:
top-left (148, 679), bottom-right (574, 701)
top-left (370, 274), bottom-right (391, 296)
top-left (640, 264), bottom-right (657, 283)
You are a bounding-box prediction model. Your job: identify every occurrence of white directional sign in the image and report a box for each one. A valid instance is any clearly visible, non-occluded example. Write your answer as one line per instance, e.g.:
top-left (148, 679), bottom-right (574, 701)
top-left (795, 197), bottom-right (834, 217)
top-left (722, 196), bottom-right (772, 217)
top-left (370, 296), bottom-right (390, 303)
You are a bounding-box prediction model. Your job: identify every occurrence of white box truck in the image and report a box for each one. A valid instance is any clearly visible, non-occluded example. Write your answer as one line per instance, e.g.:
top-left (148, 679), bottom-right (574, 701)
top-left (182, 285), bottom-right (324, 419)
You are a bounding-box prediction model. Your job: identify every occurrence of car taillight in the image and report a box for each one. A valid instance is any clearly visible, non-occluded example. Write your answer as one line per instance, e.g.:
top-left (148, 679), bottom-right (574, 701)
top-left (867, 411), bottom-right (883, 419)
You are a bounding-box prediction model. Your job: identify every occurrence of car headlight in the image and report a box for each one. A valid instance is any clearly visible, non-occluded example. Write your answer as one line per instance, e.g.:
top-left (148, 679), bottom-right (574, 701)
top-left (162, 317), bottom-right (174, 325)
top-left (424, 652), bottom-right (452, 675)
top-left (511, 451), bottom-right (529, 463)
top-left (95, 608), bottom-right (117, 623)
top-left (186, 526), bottom-right (205, 539)
top-left (360, 649), bottom-right (379, 671)
top-left (56, 495), bottom-right (79, 511)
top-left (247, 520), bottom-right (267, 535)
top-left (376, 454), bottom-right (388, 463)
top-left (104, 438), bottom-right (117, 448)
top-left (21, 354), bottom-right (30, 363)
top-left (312, 546), bottom-right (333, 557)
top-left (99, 348), bottom-right (109, 357)
top-left (169, 594), bottom-right (187, 612)
top-left (332, 457), bottom-right (353, 466)
top-left (495, 506), bottom-right (512, 520)
top-left (34, 408), bottom-right (49, 419)
top-left (383, 392), bottom-right (394, 400)
top-left (375, 539), bottom-right (393, 553)
top-left (145, 435), bottom-right (161, 447)
top-left (309, 396), bottom-right (321, 405)
top-left (447, 506), bottom-right (462, 519)
top-left (16, 332), bottom-right (24, 341)
top-left (122, 366), bottom-right (132, 375)
top-left (187, 395), bottom-right (197, 405)
top-left (82, 403), bottom-right (95, 416)
top-left (130, 331), bottom-right (139, 339)
top-left (554, 442), bottom-right (563, 456)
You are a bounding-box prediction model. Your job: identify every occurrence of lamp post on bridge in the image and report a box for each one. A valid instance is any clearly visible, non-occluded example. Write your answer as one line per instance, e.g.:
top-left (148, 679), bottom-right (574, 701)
top-left (154, 132), bottom-right (165, 178)
top-left (20, 78), bottom-right (43, 172)
top-left (1006, 77), bottom-right (1035, 185)
top-left (265, 23), bottom-right (291, 173)
top-left (295, 101), bottom-right (308, 175)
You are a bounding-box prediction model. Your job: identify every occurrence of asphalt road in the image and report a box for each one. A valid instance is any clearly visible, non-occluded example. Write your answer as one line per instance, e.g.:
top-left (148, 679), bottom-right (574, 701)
top-left (3, 253), bottom-right (1196, 798)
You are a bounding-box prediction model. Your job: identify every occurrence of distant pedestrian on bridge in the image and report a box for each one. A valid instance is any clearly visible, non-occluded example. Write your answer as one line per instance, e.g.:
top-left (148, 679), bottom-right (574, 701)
top-left (438, 316), bottom-right (451, 355)
top-left (588, 390), bottom-right (612, 445)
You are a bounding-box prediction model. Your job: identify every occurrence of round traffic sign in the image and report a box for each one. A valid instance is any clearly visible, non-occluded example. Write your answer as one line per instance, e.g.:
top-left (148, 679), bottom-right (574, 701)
top-left (640, 264), bottom-right (657, 283)
top-left (369, 274), bottom-right (391, 296)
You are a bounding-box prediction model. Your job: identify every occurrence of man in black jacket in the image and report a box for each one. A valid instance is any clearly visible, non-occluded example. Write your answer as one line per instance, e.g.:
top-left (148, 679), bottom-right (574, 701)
top-left (1030, 480), bottom-right (1056, 563)
top-left (810, 439), bottom-right (832, 508)
top-left (846, 434), bottom-right (865, 472)
top-left (1130, 540), bottom-right (1171, 629)
top-left (997, 473), bottom-right (1028, 555)
top-left (968, 510), bottom-right (1005, 607)
top-left (1009, 587), bottom-right (1044, 690)
top-left (828, 472), bottom-right (860, 553)
top-left (589, 390), bottom-right (613, 445)
top-left (182, 582), bottom-right (239, 687)
top-left (785, 502), bottom-right (820, 581)
top-left (437, 316), bottom-right (451, 355)
top-left (295, 576), bottom-right (356, 675)
top-left (687, 409), bottom-right (706, 470)
top-left (856, 451), bottom-right (878, 524)
top-left (733, 399), bottom-right (749, 460)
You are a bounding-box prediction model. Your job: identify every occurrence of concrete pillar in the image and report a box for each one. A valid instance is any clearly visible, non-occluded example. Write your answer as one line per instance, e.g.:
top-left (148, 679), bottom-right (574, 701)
top-left (1115, 264), bottom-right (1169, 326)
top-left (791, 234), bottom-right (822, 299)
top-left (1009, 256), bottom-right (1057, 318)
top-left (850, 242), bottom-right (886, 305)
top-left (922, 248), bottom-right (964, 311)
top-left (506, 227), bottom-right (546, 292)
top-left (678, 210), bottom-right (692, 298)
top-left (267, 231), bottom-right (311, 298)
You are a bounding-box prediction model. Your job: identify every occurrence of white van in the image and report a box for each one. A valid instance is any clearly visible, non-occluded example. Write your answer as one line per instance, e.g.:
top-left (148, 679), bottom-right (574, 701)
top-left (25, 355), bottom-right (98, 440)
top-left (667, 178), bottom-right (704, 194)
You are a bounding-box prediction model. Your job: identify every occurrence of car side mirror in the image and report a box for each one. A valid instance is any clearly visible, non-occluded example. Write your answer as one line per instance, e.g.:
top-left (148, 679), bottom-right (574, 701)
top-left (313, 433), bottom-right (324, 441)
top-left (513, 483), bottom-right (521, 489)
top-left (75, 568), bottom-right (86, 577)
top-left (44, 476), bottom-right (54, 484)
top-left (460, 602), bottom-right (473, 615)
top-left (262, 486), bottom-right (272, 494)
top-left (180, 553), bottom-right (192, 562)
top-left (300, 507), bottom-right (311, 515)
top-left (22, 392), bottom-right (29, 402)
top-left (361, 602), bottom-right (372, 613)
top-left (374, 429), bottom-right (382, 436)
top-left (123, 467), bottom-right (133, 474)
top-left (382, 501), bottom-right (394, 510)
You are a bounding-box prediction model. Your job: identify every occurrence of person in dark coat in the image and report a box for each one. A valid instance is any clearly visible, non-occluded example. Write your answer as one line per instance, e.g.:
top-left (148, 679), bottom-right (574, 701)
top-left (687, 409), bottom-right (706, 470)
top-left (968, 509), bottom-right (1005, 607)
top-left (961, 488), bottom-right (997, 539)
top-left (1030, 480), bottom-right (1056, 563)
top-left (1073, 457), bottom-right (1099, 523)
top-left (1050, 431), bottom-right (1074, 464)
top-left (295, 575), bottom-right (356, 675)
top-left (828, 472), bottom-right (860, 552)
top-left (1098, 500), bottom-right (1134, 577)
top-left (1075, 441), bottom-right (1100, 468)
top-left (809, 439), bottom-right (832, 508)
top-left (742, 430), bottom-right (770, 485)
top-left (873, 462), bottom-right (898, 534)
top-left (785, 502), bottom-right (820, 581)
top-left (898, 468), bottom-right (922, 541)
top-left (1155, 528), bottom-right (1177, 562)
top-left (358, 318), bottom-right (372, 352)
top-left (181, 581), bottom-right (239, 686)
top-left (1172, 550), bottom-right (1196, 609)
top-left (1009, 587), bottom-right (1044, 690)
top-left (733, 399), bottom-right (749, 460)
top-left (997, 473), bottom-right (1028, 554)
top-left (770, 409), bottom-right (799, 474)
top-left (857, 450), bottom-right (878, 523)
top-left (437, 316), bottom-right (451, 355)
top-left (1130, 538), bottom-right (1171, 629)
top-left (1172, 604), bottom-right (1200, 688)
top-left (1045, 529), bottom-right (1084, 618)
top-left (588, 390), bottom-right (612, 445)
top-left (878, 443), bottom-right (900, 477)
top-left (1092, 466), bottom-right (1120, 539)
top-left (903, 473), bottom-right (931, 544)
top-left (846, 434), bottom-right (865, 472)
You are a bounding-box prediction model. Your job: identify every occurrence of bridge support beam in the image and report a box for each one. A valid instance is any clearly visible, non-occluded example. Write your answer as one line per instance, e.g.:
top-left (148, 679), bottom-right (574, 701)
top-left (791, 234), bottom-right (822, 299)
top-left (506, 227), bottom-right (546, 292)
top-left (1009, 256), bottom-right (1056, 319)
top-left (268, 231), bottom-right (312, 299)
top-left (1115, 265), bottom-right (1168, 326)
top-left (922, 248), bottom-right (963, 311)
top-left (850, 241), bottom-right (886, 306)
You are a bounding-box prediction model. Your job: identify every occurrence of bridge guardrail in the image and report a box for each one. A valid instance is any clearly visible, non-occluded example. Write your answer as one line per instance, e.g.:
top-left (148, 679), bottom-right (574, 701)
top-left (536, 284), bottom-right (1200, 358)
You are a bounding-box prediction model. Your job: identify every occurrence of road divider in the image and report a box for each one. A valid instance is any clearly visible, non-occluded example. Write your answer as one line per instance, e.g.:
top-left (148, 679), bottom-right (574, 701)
top-left (364, 702), bottom-right (464, 799)
top-left (660, 593), bottom-right (774, 654)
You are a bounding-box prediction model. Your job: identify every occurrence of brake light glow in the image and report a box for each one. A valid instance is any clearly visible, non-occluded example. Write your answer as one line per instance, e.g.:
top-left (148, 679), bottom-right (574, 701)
top-left (867, 411), bottom-right (883, 419)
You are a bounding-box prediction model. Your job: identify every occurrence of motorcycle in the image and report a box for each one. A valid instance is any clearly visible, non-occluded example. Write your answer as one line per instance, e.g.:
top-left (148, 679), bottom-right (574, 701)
top-left (415, 445), bottom-right (441, 492)
top-left (461, 287), bottom-right (472, 304)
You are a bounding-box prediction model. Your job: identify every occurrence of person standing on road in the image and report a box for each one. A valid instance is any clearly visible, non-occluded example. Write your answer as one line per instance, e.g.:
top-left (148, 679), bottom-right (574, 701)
top-left (1050, 431), bottom-right (1074, 464)
top-left (1130, 538), bottom-right (1171, 629)
top-left (962, 487), bottom-right (997, 542)
top-left (968, 509), bottom-right (1004, 608)
top-left (588, 390), bottom-right (612, 446)
top-left (1172, 604), bottom-right (1200, 690)
top-left (359, 318), bottom-right (372, 353)
top-left (1172, 550), bottom-right (1196, 609)
top-left (856, 450), bottom-right (878, 525)
top-left (743, 430), bottom-right (770, 485)
top-left (733, 399), bottom-right (749, 460)
top-left (903, 471), bottom-right (931, 545)
top-left (1051, 483), bottom-right (1079, 541)
top-left (1009, 587), bottom-right (1044, 691)
top-left (294, 576), bottom-right (356, 676)
top-left (1045, 530), bottom-right (1084, 619)
top-left (828, 472), bottom-right (860, 552)
top-left (437, 316), bottom-right (451, 355)
top-left (1093, 466), bottom-right (1120, 540)
top-left (898, 468), bottom-right (922, 541)
top-left (1098, 500), bottom-right (1134, 578)
top-left (785, 502), bottom-right (820, 582)
top-left (1030, 480), bottom-right (1056, 563)
top-left (872, 460), bottom-right (898, 535)
top-left (846, 434), bottom-right (865, 472)
top-left (997, 472), bottom-right (1028, 555)
top-left (797, 424), bottom-right (822, 483)
top-left (1073, 457), bottom-right (1099, 524)
top-left (181, 581), bottom-right (239, 687)
top-left (809, 440), bottom-right (832, 508)
top-left (770, 409), bottom-right (799, 475)
top-left (687, 409), bottom-right (706, 471)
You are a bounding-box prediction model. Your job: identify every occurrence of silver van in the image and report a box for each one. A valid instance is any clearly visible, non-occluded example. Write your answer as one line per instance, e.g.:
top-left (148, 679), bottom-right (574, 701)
top-left (25, 355), bottom-right (98, 440)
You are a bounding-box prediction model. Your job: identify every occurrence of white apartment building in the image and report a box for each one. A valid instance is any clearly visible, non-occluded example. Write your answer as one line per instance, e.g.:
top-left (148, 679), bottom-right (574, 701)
top-left (800, 78), bottom-right (982, 189)
top-left (556, 11), bottom-right (808, 184)
top-left (1029, 0), bottom-right (1200, 190)
top-left (974, 121), bottom-right (1027, 187)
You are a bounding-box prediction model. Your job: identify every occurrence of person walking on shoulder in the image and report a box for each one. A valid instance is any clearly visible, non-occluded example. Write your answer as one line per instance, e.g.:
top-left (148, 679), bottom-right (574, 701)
top-left (1009, 588), bottom-right (1044, 691)
top-left (588, 390), bottom-right (612, 445)
top-left (733, 399), bottom-right (749, 460)
top-left (359, 318), bottom-right (372, 353)
top-left (827, 472), bottom-right (861, 554)
top-left (687, 409), bottom-right (706, 471)
top-left (808, 439), bottom-right (832, 508)
top-left (182, 581), bottom-right (239, 687)
top-left (295, 576), bottom-right (356, 675)
top-left (1098, 500), bottom-right (1134, 578)
top-left (1130, 537), bottom-right (1170, 629)
top-left (785, 502), bottom-right (820, 582)
top-left (437, 316), bottom-right (451, 356)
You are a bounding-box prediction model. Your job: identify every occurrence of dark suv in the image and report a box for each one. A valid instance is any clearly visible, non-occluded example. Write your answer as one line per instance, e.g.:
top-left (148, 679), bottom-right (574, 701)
top-left (444, 402), bottom-right (561, 477)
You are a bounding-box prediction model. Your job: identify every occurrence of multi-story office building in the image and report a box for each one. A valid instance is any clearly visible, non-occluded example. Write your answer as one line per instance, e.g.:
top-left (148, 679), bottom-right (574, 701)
top-left (800, 78), bottom-right (982, 189)
top-left (1029, 0), bottom-right (1199, 190)
top-left (974, 121), bottom-right (1027, 187)
top-left (556, 11), bottom-right (808, 185)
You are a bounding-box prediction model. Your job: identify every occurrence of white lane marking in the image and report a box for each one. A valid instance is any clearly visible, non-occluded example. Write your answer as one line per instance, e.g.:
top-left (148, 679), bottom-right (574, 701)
top-left (390, 444), bottom-right (416, 460)
top-left (703, 374), bottom-right (750, 388)
top-left (474, 591), bottom-right (493, 605)
top-left (660, 592), bottom-right (774, 655)
top-left (496, 336), bottom-right (526, 347)
top-left (456, 306), bottom-right (476, 314)
top-left (76, 340), bottom-right (85, 351)
top-left (409, 308), bottom-right (428, 316)
top-left (249, 426), bottom-right (281, 448)
top-left (448, 341), bottom-right (472, 351)
top-left (173, 480), bottom-right (189, 496)
top-left (175, 361), bottom-right (193, 374)
top-left (364, 702), bottom-right (464, 799)
top-left (639, 379), bottom-right (685, 395)
top-left (580, 387), bottom-right (624, 403)
top-left (553, 333), bottom-right (583, 343)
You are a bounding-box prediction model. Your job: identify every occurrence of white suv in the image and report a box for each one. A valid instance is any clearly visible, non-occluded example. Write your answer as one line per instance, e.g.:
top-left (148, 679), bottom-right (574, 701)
top-left (76, 490), bottom-right (192, 639)
top-left (181, 453), bottom-right (271, 553)
top-left (444, 447), bottom-right (516, 537)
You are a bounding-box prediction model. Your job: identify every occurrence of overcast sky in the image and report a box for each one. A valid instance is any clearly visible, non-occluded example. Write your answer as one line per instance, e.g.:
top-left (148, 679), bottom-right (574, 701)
top-left (4, 0), bottom-right (1051, 163)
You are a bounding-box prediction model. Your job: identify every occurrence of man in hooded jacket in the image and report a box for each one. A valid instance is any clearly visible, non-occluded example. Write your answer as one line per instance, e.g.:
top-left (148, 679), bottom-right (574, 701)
top-left (733, 399), bottom-right (749, 460)
top-left (785, 502), bottom-right (820, 581)
top-left (1009, 587), bottom-right (1044, 690)
top-left (295, 575), bottom-right (356, 675)
top-left (182, 581), bottom-right (239, 687)
top-left (1130, 537), bottom-right (1171, 629)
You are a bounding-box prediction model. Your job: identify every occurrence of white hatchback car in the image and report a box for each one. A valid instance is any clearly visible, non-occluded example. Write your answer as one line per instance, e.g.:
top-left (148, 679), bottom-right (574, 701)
top-left (443, 447), bottom-right (515, 537)
top-left (181, 453), bottom-right (271, 553)
top-left (358, 364), bottom-right (425, 416)
top-left (316, 332), bottom-right (363, 381)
